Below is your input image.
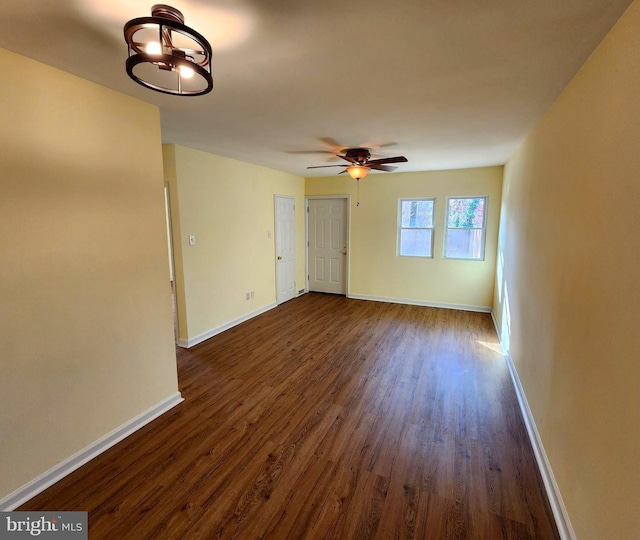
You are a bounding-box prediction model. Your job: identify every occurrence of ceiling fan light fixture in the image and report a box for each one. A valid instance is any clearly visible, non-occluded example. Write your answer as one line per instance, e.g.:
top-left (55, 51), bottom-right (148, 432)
top-left (347, 165), bottom-right (370, 180)
top-left (123, 4), bottom-right (213, 96)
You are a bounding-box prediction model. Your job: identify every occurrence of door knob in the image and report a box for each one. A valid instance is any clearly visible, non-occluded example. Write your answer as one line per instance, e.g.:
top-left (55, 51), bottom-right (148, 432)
top-left (277, 256), bottom-right (283, 260)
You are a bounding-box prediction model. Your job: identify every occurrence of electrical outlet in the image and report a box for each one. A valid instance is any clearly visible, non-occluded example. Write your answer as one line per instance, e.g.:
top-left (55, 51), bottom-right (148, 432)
top-left (188, 234), bottom-right (196, 246)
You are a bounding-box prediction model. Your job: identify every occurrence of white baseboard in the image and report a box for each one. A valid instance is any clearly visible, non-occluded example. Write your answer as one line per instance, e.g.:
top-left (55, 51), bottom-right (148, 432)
top-left (0, 391), bottom-right (184, 511)
top-left (347, 293), bottom-right (492, 313)
top-left (490, 310), bottom-right (500, 339)
top-left (490, 313), bottom-right (575, 540)
top-left (177, 302), bottom-right (278, 348)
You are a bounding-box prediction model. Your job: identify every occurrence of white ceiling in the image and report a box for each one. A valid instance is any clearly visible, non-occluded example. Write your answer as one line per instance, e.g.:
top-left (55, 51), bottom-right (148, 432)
top-left (0, 0), bottom-right (633, 176)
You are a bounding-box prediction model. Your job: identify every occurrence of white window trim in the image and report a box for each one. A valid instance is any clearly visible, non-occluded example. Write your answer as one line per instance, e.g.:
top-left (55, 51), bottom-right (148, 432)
top-left (443, 196), bottom-right (488, 261)
top-left (397, 197), bottom-right (435, 258)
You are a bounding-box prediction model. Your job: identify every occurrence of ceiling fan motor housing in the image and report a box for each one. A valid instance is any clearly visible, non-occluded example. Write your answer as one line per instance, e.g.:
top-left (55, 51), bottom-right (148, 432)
top-left (344, 148), bottom-right (371, 164)
top-left (305, 147), bottom-right (407, 175)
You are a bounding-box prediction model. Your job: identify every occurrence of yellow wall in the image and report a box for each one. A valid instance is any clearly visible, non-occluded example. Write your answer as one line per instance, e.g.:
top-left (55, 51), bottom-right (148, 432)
top-left (0, 49), bottom-right (179, 499)
top-left (306, 167), bottom-right (503, 309)
top-left (493, 2), bottom-right (640, 538)
top-left (164, 145), bottom-right (305, 345)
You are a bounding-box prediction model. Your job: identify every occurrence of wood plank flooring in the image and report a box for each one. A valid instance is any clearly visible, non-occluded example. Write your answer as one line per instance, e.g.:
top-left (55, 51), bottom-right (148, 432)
top-left (20, 293), bottom-right (559, 539)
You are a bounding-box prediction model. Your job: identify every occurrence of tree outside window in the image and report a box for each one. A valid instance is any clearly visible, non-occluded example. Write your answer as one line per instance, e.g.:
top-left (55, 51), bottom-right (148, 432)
top-left (398, 198), bottom-right (435, 257)
top-left (444, 197), bottom-right (487, 260)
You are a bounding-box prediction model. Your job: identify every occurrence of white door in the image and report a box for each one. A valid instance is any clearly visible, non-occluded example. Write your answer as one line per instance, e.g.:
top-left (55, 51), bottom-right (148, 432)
top-left (275, 195), bottom-right (296, 304)
top-left (308, 198), bottom-right (347, 295)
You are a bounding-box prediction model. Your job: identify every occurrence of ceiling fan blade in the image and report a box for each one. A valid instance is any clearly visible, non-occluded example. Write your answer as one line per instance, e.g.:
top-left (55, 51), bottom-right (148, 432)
top-left (318, 137), bottom-right (346, 151)
top-left (367, 156), bottom-right (408, 165)
top-left (370, 164), bottom-right (397, 172)
top-left (362, 141), bottom-right (397, 150)
top-left (338, 169), bottom-right (349, 174)
top-left (288, 150), bottom-right (340, 155)
top-left (306, 165), bottom-right (347, 169)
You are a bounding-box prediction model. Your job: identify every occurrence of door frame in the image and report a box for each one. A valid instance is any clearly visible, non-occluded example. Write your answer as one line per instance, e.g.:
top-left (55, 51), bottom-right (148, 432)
top-left (164, 182), bottom-right (179, 343)
top-left (305, 195), bottom-right (351, 296)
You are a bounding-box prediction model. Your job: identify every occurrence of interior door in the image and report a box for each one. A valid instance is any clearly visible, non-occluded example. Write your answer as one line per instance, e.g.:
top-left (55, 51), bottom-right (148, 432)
top-left (275, 195), bottom-right (296, 304)
top-left (308, 198), bottom-right (347, 295)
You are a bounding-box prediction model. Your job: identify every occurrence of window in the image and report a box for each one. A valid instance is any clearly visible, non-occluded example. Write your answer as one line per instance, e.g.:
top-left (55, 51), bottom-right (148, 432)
top-left (398, 198), bottom-right (435, 257)
top-left (444, 197), bottom-right (487, 260)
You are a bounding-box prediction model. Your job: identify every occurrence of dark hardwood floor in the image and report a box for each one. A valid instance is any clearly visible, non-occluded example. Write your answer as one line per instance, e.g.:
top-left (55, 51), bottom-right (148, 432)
top-left (21, 293), bottom-right (559, 539)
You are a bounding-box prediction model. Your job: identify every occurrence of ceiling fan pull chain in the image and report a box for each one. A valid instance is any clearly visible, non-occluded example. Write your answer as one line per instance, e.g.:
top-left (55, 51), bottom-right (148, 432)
top-left (357, 179), bottom-right (360, 207)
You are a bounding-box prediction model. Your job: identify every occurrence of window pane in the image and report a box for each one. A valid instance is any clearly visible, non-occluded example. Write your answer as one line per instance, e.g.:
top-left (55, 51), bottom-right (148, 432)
top-left (400, 229), bottom-right (432, 257)
top-left (447, 198), bottom-right (485, 228)
top-left (401, 200), bottom-right (433, 228)
top-left (445, 229), bottom-right (484, 259)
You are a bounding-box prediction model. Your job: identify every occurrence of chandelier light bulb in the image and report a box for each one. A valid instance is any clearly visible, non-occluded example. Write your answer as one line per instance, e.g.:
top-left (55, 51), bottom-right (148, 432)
top-left (145, 41), bottom-right (162, 55)
top-left (179, 64), bottom-right (195, 79)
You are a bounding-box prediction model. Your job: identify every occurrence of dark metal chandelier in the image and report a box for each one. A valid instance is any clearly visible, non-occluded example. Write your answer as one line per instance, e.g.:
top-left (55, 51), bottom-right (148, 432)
top-left (123, 4), bottom-right (213, 96)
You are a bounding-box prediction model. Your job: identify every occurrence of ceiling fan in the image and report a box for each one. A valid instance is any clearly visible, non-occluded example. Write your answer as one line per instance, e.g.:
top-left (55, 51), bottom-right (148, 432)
top-left (307, 147), bottom-right (408, 180)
